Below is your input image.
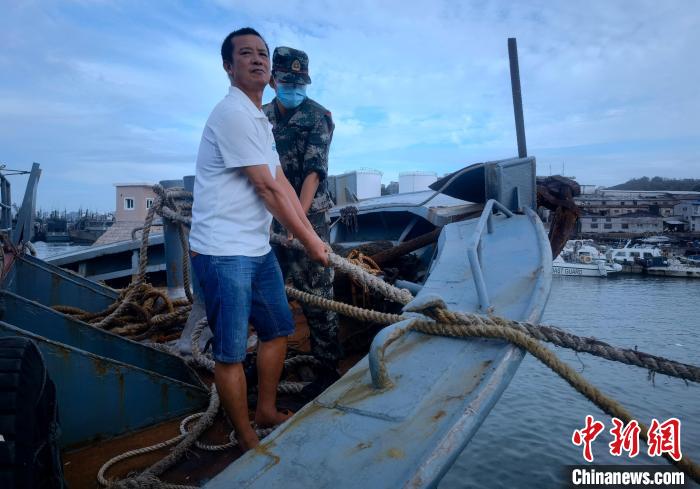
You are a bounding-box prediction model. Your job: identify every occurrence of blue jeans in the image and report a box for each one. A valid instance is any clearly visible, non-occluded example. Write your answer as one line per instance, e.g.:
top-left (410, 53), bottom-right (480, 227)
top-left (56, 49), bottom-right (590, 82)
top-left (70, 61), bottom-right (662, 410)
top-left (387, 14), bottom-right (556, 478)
top-left (191, 251), bottom-right (294, 363)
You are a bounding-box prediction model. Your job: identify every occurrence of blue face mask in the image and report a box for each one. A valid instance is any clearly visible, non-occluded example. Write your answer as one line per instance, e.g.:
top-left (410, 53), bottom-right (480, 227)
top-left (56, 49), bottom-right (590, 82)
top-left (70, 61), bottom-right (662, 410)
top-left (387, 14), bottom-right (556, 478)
top-left (276, 83), bottom-right (307, 109)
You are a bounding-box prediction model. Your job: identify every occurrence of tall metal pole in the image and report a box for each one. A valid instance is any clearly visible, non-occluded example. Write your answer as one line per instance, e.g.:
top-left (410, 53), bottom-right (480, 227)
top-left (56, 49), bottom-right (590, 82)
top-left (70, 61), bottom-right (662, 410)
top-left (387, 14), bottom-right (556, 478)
top-left (160, 179), bottom-right (185, 299)
top-left (0, 174), bottom-right (10, 231)
top-left (177, 175), bottom-right (211, 355)
top-left (11, 162), bottom-right (41, 245)
top-left (508, 38), bottom-right (527, 158)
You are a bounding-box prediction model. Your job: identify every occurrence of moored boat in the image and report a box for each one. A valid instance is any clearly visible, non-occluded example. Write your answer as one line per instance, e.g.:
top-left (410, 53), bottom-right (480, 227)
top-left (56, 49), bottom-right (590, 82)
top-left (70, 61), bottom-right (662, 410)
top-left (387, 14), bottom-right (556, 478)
top-left (205, 189), bottom-right (551, 488)
top-left (646, 257), bottom-right (700, 278)
top-left (609, 239), bottom-right (665, 265)
top-left (0, 40), bottom-right (578, 487)
top-left (68, 215), bottom-right (115, 244)
top-left (553, 240), bottom-right (622, 277)
top-left (1, 155), bottom-right (553, 487)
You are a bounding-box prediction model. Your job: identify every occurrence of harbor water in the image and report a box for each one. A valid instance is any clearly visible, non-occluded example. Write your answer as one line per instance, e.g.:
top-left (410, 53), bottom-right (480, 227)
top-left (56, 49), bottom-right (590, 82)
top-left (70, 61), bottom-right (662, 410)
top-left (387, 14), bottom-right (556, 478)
top-left (34, 243), bottom-right (699, 487)
top-left (32, 241), bottom-right (90, 259)
top-left (441, 275), bottom-right (700, 488)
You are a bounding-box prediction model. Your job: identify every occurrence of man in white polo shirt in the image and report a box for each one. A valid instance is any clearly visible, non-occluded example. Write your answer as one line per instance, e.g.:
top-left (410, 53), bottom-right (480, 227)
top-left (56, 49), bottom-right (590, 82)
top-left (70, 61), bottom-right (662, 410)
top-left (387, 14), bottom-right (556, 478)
top-left (189, 27), bottom-right (329, 451)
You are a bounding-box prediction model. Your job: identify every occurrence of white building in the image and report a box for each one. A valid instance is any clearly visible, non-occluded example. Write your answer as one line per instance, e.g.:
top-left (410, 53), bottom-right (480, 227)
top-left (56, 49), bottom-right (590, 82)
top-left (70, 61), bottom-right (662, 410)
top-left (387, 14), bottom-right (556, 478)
top-left (575, 190), bottom-right (690, 218)
top-left (673, 201), bottom-right (700, 232)
top-left (398, 171), bottom-right (437, 193)
top-left (578, 184), bottom-right (601, 195)
top-left (329, 169), bottom-right (383, 205)
top-left (579, 212), bottom-right (664, 234)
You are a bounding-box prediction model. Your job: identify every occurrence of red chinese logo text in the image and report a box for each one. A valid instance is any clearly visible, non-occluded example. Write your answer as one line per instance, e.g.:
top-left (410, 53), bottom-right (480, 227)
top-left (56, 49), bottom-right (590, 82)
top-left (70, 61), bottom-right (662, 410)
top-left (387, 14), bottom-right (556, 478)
top-left (572, 415), bottom-right (605, 462)
top-left (572, 416), bottom-right (683, 462)
top-left (609, 418), bottom-right (641, 457)
top-left (647, 417), bottom-right (682, 461)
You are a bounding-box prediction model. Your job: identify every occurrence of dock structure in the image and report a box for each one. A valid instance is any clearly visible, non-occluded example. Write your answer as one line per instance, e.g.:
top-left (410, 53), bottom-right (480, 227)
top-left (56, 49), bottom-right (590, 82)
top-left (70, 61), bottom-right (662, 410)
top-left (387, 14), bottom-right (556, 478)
top-left (93, 220), bottom-right (162, 246)
top-left (46, 182), bottom-right (166, 285)
top-left (48, 233), bottom-right (165, 284)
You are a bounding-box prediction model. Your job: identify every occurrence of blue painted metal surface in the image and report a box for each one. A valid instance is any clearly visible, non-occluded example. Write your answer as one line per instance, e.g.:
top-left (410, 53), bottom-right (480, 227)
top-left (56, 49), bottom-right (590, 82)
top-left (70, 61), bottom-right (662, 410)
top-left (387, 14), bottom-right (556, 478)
top-left (428, 157), bottom-right (536, 212)
top-left (0, 252), bottom-right (208, 449)
top-left (47, 234), bottom-right (166, 283)
top-left (204, 203), bottom-right (552, 489)
top-left (0, 320), bottom-right (206, 449)
top-left (4, 254), bottom-right (118, 312)
top-left (0, 290), bottom-right (202, 386)
top-left (330, 191), bottom-right (480, 230)
top-left (11, 162), bottom-right (41, 245)
top-left (465, 199), bottom-right (515, 310)
top-left (161, 179), bottom-right (187, 299)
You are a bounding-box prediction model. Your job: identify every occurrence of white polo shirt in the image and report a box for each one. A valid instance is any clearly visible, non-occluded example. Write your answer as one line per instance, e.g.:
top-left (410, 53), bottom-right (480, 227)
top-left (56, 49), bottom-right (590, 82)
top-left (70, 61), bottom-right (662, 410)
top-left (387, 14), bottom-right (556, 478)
top-left (189, 86), bottom-right (280, 256)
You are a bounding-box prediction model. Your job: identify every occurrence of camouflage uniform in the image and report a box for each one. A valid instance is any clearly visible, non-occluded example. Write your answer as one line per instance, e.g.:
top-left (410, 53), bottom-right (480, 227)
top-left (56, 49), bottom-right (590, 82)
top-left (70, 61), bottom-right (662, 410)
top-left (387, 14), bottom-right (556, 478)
top-left (263, 47), bottom-right (341, 368)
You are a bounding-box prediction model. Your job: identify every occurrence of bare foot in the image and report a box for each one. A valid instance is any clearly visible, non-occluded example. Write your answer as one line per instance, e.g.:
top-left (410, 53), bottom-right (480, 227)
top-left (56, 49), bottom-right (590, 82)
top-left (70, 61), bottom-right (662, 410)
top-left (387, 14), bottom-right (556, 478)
top-left (236, 427), bottom-right (260, 452)
top-left (254, 409), bottom-right (294, 428)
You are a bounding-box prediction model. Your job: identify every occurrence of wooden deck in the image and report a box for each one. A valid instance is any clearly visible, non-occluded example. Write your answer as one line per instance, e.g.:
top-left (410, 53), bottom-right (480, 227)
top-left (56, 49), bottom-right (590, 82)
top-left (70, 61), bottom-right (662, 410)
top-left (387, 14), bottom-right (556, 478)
top-left (62, 301), bottom-right (364, 488)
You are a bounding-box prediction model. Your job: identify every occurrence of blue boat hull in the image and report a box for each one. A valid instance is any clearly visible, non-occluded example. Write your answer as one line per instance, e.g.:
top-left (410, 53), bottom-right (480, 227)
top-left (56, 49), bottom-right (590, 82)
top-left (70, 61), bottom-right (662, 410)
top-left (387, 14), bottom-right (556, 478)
top-left (205, 204), bottom-right (552, 488)
top-left (0, 254), bottom-right (208, 449)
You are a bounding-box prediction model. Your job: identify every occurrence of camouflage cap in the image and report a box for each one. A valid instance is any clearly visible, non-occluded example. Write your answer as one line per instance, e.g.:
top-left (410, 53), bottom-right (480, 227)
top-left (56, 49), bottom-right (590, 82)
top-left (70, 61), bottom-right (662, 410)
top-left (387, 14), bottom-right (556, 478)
top-left (272, 46), bottom-right (311, 84)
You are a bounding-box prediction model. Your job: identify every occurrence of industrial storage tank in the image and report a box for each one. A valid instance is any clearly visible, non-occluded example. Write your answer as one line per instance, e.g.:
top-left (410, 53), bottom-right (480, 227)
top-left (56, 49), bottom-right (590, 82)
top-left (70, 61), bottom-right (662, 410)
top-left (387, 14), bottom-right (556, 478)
top-left (399, 171), bottom-right (437, 193)
top-left (331, 169), bottom-right (383, 205)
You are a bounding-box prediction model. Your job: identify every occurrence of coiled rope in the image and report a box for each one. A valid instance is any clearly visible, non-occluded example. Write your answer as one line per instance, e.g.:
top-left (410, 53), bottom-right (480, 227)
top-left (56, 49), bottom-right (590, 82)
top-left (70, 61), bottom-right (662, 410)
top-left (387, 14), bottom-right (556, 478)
top-left (99, 316), bottom-right (281, 487)
top-left (54, 184), bottom-right (193, 340)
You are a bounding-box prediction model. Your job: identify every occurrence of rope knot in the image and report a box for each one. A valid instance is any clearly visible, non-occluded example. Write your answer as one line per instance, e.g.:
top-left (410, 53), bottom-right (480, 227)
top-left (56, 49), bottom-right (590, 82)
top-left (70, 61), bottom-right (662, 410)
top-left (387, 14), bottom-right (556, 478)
top-left (346, 250), bottom-right (381, 275)
top-left (402, 293), bottom-right (453, 323)
top-left (108, 473), bottom-right (162, 489)
top-left (339, 205), bottom-right (358, 232)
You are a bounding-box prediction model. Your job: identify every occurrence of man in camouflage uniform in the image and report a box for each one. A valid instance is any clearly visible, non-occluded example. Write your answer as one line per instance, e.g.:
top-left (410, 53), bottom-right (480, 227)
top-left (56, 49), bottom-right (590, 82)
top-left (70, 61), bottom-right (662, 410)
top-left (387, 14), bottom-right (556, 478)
top-left (263, 47), bottom-right (341, 397)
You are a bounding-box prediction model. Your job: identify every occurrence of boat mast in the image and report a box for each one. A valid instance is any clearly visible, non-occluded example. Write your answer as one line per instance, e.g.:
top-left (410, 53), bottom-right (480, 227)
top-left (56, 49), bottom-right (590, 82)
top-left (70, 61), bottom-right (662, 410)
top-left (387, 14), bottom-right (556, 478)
top-left (508, 38), bottom-right (527, 158)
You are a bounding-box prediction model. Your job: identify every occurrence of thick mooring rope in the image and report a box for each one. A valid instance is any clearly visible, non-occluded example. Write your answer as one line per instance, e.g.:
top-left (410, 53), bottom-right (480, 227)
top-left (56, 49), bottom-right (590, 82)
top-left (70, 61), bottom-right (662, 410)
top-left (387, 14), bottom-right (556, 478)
top-left (99, 318), bottom-right (283, 487)
top-left (285, 286), bottom-right (404, 325)
top-left (67, 186), bottom-right (698, 484)
top-left (406, 315), bottom-right (700, 482)
top-left (287, 286), bottom-right (700, 384)
top-left (286, 288), bottom-right (700, 482)
top-left (53, 185), bottom-right (193, 341)
top-left (99, 386), bottom-right (219, 489)
top-left (269, 233), bottom-right (414, 305)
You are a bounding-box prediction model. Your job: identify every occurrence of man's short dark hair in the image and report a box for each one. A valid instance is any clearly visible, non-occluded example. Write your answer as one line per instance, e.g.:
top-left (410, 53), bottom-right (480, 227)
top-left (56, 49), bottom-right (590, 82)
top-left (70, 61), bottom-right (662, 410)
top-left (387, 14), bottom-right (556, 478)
top-left (221, 28), bottom-right (269, 64)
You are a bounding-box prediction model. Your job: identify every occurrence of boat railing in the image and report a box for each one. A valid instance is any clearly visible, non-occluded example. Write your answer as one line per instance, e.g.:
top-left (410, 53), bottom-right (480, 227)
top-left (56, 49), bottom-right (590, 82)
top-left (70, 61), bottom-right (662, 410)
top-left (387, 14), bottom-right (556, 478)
top-left (467, 199), bottom-right (515, 310)
top-left (368, 198), bottom-right (514, 389)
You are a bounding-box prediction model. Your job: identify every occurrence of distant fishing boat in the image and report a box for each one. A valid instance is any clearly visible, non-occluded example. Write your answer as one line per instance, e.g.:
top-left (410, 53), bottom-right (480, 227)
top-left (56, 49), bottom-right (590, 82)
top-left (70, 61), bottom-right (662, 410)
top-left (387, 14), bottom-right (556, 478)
top-left (646, 257), bottom-right (700, 278)
top-left (44, 211), bottom-right (71, 242)
top-left (553, 240), bottom-right (622, 277)
top-left (609, 239), bottom-right (665, 265)
top-left (68, 214), bottom-right (115, 244)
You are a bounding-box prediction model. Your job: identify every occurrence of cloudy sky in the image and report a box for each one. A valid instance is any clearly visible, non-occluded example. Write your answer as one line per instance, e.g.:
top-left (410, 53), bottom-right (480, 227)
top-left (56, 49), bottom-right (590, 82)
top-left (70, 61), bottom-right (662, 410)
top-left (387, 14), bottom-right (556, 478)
top-left (1, 0), bottom-right (699, 211)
